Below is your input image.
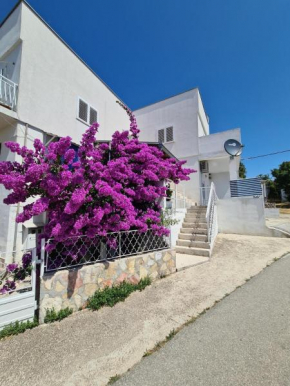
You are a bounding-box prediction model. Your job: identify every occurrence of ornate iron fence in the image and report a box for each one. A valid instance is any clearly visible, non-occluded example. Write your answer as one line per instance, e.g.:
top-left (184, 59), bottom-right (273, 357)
top-left (44, 229), bottom-right (170, 272)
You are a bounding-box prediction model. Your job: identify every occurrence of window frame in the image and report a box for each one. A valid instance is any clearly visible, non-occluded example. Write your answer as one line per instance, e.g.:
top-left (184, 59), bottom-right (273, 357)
top-left (157, 126), bottom-right (174, 144)
top-left (76, 97), bottom-right (98, 126)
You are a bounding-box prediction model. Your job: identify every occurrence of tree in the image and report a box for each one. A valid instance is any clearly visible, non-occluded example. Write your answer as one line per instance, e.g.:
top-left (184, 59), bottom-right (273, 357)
top-left (257, 174), bottom-right (280, 201)
top-left (272, 161), bottom-right (290, 201)
top-left (239, 161), bottom-right (246, 179)
top-left (0, 102), bottom-right (195, 255)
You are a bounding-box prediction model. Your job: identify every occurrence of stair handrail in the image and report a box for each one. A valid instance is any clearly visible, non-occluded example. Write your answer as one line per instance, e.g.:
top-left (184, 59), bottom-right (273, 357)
top-left (205, 182), bottom-right (218, 252)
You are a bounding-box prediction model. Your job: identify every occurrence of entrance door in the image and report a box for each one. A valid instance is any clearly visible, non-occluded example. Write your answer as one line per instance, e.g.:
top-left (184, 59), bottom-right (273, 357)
top-left (200, 161), bottom-right (210, 206)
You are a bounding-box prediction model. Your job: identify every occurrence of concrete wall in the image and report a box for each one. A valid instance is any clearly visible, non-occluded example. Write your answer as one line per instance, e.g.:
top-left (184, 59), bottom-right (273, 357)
top-left (39, 249), bottom-right (176, 322)
top-left (135, 89), bottom-right (202, 158)
top-left (170, 210), bottom-right (186, 247)
top-left (265, 208), bottom-right (280, 218)
top-left (198, 129), bottom-right (241, 160)
top-left (0, 5), bottom-right (21, 60)
top-left (217, 196), bottom-right (271, 236)
top-left (211, 172), bottom-right (230, 199)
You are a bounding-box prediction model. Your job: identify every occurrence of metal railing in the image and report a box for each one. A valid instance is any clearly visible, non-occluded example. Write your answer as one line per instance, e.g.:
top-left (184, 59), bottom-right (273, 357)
top-left (0, 74), bottom-right (18, 110)
top-left (200, 186), bottom-right (211, 206)
top-left (205, 182), bottom-right (218, 252)
top-left (169, 184), bottom-right (193, 214)
top-left (44, 229), bottom-right (171, 272)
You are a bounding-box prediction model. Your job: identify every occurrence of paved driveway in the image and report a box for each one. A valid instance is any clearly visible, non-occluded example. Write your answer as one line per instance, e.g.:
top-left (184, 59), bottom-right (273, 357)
top-left (0, 235), bottom-right (290, 386)
top-left (116, 254), bottom-right (290, 386)
top-left (267, 213), bottom-right (290, 234)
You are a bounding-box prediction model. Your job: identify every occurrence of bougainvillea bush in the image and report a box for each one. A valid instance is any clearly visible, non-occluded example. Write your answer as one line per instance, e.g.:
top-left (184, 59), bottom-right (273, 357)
top-left (0, 252), bottom-right (32, 294)
top-left (0, 103), bottom-right (195, 258)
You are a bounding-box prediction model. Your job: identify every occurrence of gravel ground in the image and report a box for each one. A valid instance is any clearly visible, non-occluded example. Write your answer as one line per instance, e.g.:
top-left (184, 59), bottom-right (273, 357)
top-left (0, 234), bottom-right (289, 386)
top-left (116, 254), bottom-right (290, 386)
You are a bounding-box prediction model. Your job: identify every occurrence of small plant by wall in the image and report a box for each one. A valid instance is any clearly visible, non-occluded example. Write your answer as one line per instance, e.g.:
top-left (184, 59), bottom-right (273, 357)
top-left (0, 319), bottom-right (39, 340)
top-left (87, 277), bottom-right (151, 311)
top-left (44, 307), bottom-right (73, 323)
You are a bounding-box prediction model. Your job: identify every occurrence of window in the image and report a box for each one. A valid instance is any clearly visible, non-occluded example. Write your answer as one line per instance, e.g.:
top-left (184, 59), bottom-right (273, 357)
top-left (166, 126), bottom-right (174, 142)
top-left (158, 127), bottom-right (174, 143)
top-left (78, 99), bottom-right (88, 122)
top-left (78, 98), bottom-right (98, 125)
top-left (89, 107), bottom-right (98, 125)
top-left (200, 161), bottom-right (209, 173)
top-left (158, 129), bottom-right (165, 143)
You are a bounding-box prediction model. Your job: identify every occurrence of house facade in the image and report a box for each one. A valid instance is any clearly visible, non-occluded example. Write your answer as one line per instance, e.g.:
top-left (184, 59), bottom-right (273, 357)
top-left (134, 88), bottom-right (241, 205)
top-left (0, 1), bottom-right (129, 254)
top-left (0, 1), bottom-right (244, 256)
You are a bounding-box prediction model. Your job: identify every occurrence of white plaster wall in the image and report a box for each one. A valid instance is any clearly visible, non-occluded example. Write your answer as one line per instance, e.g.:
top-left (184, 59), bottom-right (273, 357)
top-left (170, 209), bottom-right (186, 247)
top-left (197, 91), bottom-right (209, 136)
top-left (0, 5), bottom-right (21, 59)
top-left (135, 89), bottom-right (201, 158)
top-left (9, 3), bottom-right (129, 144)
top-left (134, 89), bottom-right (207, 203)
top-left (211, 172), bottom-right (230, 199)
top-left (198, 128), bottom-right (241, 159)
top-left (217, 196), bottom-right (271, 236)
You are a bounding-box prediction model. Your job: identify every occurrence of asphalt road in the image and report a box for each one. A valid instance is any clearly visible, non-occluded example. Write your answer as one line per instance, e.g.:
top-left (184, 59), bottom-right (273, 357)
top-left (116, 254), bottom-right (290, 386)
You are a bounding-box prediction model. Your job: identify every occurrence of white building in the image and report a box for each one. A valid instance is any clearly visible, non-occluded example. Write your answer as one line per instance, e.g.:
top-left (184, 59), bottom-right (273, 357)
top-left (0, 0), bottom-right (248, 258)
top-left (0, 0), bottom-right (129, 254)
top-left (134, 88), bottom-right (241, 205)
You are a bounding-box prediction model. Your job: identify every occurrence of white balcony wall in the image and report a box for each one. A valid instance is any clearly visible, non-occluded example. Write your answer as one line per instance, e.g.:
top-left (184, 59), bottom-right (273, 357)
top-left (198, 128), bottom-right (241, 159)
top-left (0, 44), bottom-right (22, 86)
top-left (0, 5), bottom-right (21, 60)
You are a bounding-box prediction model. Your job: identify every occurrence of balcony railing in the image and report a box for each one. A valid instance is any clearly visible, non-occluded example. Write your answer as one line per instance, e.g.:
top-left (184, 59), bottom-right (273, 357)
top-left (0, 75), bottom-right (17, 110)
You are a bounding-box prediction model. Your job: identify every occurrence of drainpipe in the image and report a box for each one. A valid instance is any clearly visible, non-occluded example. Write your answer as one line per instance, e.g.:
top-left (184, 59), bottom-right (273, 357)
top-left (12, 123), bottom-right (28, 261)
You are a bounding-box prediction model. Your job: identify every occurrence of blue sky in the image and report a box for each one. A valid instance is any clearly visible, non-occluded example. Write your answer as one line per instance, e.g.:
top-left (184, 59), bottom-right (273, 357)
top-left (1, 0), bottom-right (290, 177)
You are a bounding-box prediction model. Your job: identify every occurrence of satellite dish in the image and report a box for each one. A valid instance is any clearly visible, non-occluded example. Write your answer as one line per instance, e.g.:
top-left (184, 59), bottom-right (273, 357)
top-left (224, 139), bottom-right (244, 157)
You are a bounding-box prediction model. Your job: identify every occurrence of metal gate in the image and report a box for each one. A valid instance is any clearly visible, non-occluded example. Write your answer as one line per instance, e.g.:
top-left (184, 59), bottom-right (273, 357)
top-left (0, 249), bottom-right (38, 330)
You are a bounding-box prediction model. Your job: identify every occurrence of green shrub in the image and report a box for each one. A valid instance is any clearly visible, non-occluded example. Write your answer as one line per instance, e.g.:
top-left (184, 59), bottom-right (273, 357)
top-left (87, 277), bottom-right (151, 311)
top-left (44, 307), bottom-right (73, 323)
top-left (0, 318), bottom-right (39, 340)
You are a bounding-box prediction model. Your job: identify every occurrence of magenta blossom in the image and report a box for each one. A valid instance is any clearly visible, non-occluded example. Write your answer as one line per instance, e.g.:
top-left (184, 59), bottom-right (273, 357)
top-left (0, 102), bottom-right (196, 255)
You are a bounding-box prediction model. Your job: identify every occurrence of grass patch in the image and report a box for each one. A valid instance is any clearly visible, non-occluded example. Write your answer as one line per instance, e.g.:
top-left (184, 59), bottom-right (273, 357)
top-left (166, 329), bottom-right (177, 341)
top-left (87, 277), bottom-right (151, 311)
top-left (44, 307), bottom-right (73, 323)
top-left (0, 318), bottom-right (39, 340)
top-left (108, 375), bottom-right (121, 384)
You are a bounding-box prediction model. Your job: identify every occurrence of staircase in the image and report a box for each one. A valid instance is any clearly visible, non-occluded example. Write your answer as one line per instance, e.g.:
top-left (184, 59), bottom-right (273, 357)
top-left (176, 206), bottom-right (210, 258)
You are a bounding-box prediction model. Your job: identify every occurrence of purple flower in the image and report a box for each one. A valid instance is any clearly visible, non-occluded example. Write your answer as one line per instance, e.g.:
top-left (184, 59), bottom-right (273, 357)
top-left (6, 263), bottom-right (18, 273)
top-left (22, 252), bottom-right (32, 269)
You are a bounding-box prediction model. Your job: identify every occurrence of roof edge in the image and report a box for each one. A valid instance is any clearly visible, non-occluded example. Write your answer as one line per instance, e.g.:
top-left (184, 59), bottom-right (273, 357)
top-left (0, 0), bottom-right (127, 106)
top-left (133, 87), bottom-right (199, 112)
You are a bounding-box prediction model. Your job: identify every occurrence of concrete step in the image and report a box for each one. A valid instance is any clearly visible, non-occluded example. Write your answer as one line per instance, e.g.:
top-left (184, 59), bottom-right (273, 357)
top-left (184, 214), bottom-right (206, 221)
top-left (180, 228), bottom-right (208, 235)
top-left (187, 208), bottom-right (207, 213)
top-left (182, 221), bottom-right (207, 228)
top-left (178, 233), bottom-right (208, 242)
top-left (176, 253), bottom-right (209, 271)
top-left (176, 246), bottom-right (210, 257)
top-left (176, 240), bottom-right (210, 249)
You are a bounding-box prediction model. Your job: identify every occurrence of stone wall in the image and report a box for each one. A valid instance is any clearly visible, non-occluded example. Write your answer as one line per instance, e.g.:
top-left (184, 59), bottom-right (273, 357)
top-left (39, 249), bottom-right (176, 322)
